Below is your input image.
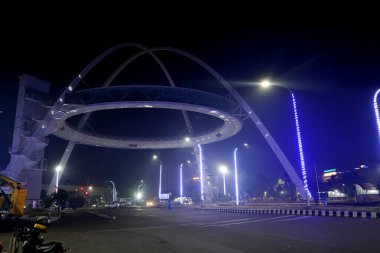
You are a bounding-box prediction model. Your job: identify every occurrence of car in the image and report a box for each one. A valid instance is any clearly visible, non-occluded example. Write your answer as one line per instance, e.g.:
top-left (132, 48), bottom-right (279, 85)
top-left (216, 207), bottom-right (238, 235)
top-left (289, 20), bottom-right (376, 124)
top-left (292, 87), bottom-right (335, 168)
top-left (105, 201), bottom-right (119, 209)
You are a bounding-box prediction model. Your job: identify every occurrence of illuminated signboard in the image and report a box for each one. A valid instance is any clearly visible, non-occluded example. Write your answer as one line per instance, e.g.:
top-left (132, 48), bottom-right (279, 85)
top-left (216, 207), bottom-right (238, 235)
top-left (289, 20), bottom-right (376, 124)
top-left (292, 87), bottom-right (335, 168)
top-left (323, 169), bottom-right (336, 173)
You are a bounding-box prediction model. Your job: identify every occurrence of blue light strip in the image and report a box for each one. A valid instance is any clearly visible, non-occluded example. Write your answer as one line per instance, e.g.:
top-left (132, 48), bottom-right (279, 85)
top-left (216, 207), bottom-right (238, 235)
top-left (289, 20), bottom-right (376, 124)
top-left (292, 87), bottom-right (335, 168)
top-left (180, 163), bottom-right (183, 197)
top-left (159, 163), bottom-right (162, 199)
top-left (233, 147), bottom-right (239, 206)
top-left (198, 144), bottom-right (204, 202)
top-left (373, 89), bottom-right (380, 141)
top-left (291, 93), bottom-right (311, 198)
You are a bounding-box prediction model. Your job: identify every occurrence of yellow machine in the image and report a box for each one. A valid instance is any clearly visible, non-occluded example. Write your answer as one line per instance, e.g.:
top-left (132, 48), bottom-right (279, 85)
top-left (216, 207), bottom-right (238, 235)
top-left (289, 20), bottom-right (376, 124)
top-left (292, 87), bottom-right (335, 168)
top-left (0, 174), bottom-right (27, 217)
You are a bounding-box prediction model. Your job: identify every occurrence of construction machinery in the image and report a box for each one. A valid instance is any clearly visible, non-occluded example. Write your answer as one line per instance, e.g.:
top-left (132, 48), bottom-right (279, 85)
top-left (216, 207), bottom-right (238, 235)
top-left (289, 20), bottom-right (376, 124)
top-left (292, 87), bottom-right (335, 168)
top-left (0, 174), bottom-right (27, 217)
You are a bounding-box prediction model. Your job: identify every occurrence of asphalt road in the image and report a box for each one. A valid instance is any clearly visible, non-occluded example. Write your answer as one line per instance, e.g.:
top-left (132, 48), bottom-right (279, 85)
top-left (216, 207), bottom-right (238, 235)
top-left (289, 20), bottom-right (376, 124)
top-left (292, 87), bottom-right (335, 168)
top-left (1, 207), bottom-right (379, 252)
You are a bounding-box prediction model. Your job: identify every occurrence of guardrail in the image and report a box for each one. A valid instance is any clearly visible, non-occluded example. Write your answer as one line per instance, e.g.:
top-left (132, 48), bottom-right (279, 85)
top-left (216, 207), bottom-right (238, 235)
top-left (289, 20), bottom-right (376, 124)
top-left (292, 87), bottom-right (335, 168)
top-left (200, 207), bottom-right (380, 219)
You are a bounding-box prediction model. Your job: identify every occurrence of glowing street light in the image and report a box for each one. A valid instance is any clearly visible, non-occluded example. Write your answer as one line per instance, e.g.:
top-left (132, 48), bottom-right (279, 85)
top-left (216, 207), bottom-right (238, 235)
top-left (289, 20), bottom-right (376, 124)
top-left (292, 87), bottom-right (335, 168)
top-left (179, 160), bottom-right (191, 198)
top-left (259, 79), bottom-right (310, 206)
top-left (233, 143), bottom-right (249, 206)
top-left (137, 182), bottom-right (144, 200)
top-left (373, 89), bottom-right (380, 142)
top-left (197, 144), bottom-right (205, 203)
top-left (108, 180), bottom-right (117, 202)
top-left (153, 155), bottom-right (162, 200)
top-left (55, 165), bottom-right (62, 193)
top-left (219, 165), bottom-right (228, 196)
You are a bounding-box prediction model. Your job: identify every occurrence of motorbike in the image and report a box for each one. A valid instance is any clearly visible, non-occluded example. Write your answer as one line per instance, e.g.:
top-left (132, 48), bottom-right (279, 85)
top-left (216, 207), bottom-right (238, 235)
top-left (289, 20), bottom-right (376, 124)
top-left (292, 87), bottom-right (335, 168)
top-left (6, 216), bottom-right (69, 253)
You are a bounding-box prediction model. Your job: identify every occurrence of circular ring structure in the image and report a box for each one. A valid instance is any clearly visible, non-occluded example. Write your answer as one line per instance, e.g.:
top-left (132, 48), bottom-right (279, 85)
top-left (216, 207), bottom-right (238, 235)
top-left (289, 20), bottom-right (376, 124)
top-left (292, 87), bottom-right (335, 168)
top-left (52, 85), bottom-right (242, 149)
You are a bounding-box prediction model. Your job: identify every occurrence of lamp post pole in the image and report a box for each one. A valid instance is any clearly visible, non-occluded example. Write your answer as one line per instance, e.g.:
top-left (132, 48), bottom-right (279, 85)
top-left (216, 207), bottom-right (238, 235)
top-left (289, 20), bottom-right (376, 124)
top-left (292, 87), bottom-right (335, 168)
top-left (373, 89), bottom-right (380, 142)
top-left (153, 155), bottom-right (162, 201)
top-left (109, 180), bottom-right (117, 202)
top-left (233, 143), bottom-right (248, 206)
top-left (55, 165), bottom-right (62, 193)
top-left (314, 163), bottom-right (322, 204)
top-left (180, 163), bottom-right (183, 198)
top-left (179, 160), bottom-right (191, 198)
top-left (219, 165), bottom-right (228, 196)
top-left (136, 180), bottom-right (144, 204)
top-left (233, 148), bottom-right (239, 206)
top-left (260, 80), bottom-right (310, 206)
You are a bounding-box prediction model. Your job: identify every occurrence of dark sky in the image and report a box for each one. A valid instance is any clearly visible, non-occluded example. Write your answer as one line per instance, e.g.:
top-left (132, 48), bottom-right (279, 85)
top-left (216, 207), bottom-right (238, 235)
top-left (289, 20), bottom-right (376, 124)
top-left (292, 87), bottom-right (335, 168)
top-left (1, 14), bottom-right (380, 198)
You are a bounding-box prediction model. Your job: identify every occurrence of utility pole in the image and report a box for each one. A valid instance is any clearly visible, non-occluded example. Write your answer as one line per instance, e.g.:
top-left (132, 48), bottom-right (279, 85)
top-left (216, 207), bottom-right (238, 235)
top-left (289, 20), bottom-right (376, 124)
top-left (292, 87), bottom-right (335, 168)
top-left (314, 163), bottom-right (321, 204)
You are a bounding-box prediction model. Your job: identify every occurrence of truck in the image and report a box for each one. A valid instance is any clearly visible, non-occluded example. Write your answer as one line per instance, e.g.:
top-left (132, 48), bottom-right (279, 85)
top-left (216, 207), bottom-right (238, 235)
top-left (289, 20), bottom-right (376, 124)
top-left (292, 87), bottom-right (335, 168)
top-left (0, 174), bottom-right (27, 217)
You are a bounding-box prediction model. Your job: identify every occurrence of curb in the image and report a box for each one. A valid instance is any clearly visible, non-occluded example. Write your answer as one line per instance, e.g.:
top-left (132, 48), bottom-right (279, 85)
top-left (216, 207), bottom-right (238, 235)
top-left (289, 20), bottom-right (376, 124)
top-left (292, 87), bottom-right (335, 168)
top-left (200, 208), bottom-right (380, 219)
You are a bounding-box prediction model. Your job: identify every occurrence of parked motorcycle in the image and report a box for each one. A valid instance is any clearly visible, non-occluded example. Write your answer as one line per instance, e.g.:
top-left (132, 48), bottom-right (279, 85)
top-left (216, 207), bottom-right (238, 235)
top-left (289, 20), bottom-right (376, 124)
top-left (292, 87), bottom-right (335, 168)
top-left (7, 216), bottom-right (69, 253)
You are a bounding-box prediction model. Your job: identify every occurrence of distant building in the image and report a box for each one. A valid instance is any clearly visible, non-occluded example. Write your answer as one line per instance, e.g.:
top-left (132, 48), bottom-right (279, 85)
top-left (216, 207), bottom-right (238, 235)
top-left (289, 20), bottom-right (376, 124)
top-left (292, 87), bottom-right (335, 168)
top-left (354, 183), bottom-right (379, 195)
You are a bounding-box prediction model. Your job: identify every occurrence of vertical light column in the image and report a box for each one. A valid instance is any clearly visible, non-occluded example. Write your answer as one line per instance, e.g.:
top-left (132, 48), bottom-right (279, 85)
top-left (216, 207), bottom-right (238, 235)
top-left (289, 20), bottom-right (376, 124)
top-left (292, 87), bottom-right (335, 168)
top-left (198, 144), bottom-right (204, 202)
top-left (159, 163), bottom-right (162, 199)
top-left (180, 163), bottom-right (183, 197)
top-left (55, 165), bottom-right (62, 193)
top-left (373, 89), bottom-right (380, 141)
top-left (233, 148), bottom-right (239, 206)
top-left (109, 180), bottom-right (117, 202)
top-left (291, 92), bottom-right (310, 202)
top-left (219, 165), bottom-right (228, 196)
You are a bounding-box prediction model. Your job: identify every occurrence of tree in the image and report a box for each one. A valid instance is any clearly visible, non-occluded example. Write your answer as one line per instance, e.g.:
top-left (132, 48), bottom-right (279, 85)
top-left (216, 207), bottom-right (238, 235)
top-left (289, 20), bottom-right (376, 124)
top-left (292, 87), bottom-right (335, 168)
top-left (51, 188), bottom-right (68, 209)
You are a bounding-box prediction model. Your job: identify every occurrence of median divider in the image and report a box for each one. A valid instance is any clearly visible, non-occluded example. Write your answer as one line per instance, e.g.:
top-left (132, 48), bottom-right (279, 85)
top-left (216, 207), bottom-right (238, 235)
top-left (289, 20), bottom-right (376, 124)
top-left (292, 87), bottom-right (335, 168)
top-left (199, 207), bottom-right (380, 219)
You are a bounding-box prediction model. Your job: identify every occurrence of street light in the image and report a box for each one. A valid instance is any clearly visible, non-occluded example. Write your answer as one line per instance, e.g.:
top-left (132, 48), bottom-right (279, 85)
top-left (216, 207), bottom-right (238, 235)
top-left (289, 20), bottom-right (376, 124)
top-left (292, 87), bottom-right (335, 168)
top-left (108, 180), bottom-right (117, 202)
top-left (179, 160), bottom-right (191, 198)
top-left (219, 165), bottom-right (228, 196)
top-left (373, 89), bottom-right (380, 142)
top-left (137, 182), bottom-right (144, 200)
top-left (233, 143), bottom-right (249, 206)
top-left (259, 79), bottom-right (311, 206)
top-left (55, 165), bottom-right (62, 193)
top-left (153, 155), bottom-right (162, 201)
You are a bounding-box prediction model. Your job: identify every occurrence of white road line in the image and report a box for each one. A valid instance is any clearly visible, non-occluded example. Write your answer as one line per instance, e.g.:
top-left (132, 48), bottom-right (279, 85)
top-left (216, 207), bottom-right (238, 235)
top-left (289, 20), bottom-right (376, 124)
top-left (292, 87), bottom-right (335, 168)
top-left (97, 225), bottom-right (174, 233)
top-left (193, 217), bottom-right (259, 226)
top-left (200, 215), bottom-right (293, 227)
top-left (270, 216), bottom-right (311, 222)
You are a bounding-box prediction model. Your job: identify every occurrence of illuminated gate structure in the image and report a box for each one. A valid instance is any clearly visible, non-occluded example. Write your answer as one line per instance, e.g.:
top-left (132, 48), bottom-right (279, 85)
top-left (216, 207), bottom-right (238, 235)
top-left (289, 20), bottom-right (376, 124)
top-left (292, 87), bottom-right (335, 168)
top-left (2, 43), bottom-right (308, 202)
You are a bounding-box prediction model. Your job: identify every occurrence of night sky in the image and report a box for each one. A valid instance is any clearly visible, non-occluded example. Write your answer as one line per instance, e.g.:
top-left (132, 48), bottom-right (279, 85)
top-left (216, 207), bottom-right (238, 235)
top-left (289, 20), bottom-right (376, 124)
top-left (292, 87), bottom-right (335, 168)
top-left (1, 14), bottom-right (380, 199)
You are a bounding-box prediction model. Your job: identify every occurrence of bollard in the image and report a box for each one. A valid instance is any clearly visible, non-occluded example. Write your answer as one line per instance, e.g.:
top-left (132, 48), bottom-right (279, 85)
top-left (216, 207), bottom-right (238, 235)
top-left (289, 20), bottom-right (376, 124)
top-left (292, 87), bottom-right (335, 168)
top-left (371, 212), bottom-right (377, 219)
top-left (361, 212), bottom-right (367, 218)
top-left (353, 211), bottom-right (358, 218)
top-left (329, 211), bottom-right (334, 217)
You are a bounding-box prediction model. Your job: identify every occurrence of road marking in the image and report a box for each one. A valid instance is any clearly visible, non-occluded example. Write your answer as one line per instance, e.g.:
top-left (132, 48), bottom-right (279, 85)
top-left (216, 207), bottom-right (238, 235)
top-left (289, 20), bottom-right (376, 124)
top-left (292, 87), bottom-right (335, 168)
top-left (97, 225), bottom-right (174, 233)
top-left (200, 215), bottom-right (293, 227)
top-left (270, 216), bottom-right (311, 222)
top-left (194, 217), bottom-right (260, 226)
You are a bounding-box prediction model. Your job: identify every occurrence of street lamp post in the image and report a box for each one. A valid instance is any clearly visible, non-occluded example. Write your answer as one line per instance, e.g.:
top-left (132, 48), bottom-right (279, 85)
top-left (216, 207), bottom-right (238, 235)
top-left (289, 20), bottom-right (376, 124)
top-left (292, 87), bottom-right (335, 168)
top-left (108, 180), bottom-right (117, 202)
top-left (233, 143), bottom-right (248, 206)
top-left (219, 165), bottom-right (228, 196)
top-left (373, 89), bottom-right (380, 142)
top-left (153, 155), bottom-right (162, 201)
top-left (260, 80), bottom-right (310, 206)
top-left (55, 165), bottom-right (62, 193)
top-left (179, 160), bottom-right (191, 198)
top-left (314, 163), bottom-right (322, 204)
top-left (136, 180), bottom-right (144, 203)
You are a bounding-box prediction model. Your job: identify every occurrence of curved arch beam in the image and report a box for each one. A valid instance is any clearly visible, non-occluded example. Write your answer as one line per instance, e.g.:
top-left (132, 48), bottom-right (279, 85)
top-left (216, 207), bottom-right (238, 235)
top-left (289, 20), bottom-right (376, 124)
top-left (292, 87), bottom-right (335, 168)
top-left (148, 46), bottom-right (306, 199)
top-left (48, 44), bottom-right (195, 193)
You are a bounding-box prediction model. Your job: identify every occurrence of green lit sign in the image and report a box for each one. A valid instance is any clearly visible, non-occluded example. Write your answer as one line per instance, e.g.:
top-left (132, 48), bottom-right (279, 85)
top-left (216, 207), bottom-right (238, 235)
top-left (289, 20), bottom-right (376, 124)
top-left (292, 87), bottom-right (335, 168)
top-left (323, 169), bottom-right (336, 173)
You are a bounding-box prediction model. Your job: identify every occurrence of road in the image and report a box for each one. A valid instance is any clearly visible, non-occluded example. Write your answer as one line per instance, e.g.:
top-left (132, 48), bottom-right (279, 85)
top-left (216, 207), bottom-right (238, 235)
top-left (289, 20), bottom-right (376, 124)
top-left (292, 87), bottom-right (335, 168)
top-left (1, 207), bottom-right (379, 252)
